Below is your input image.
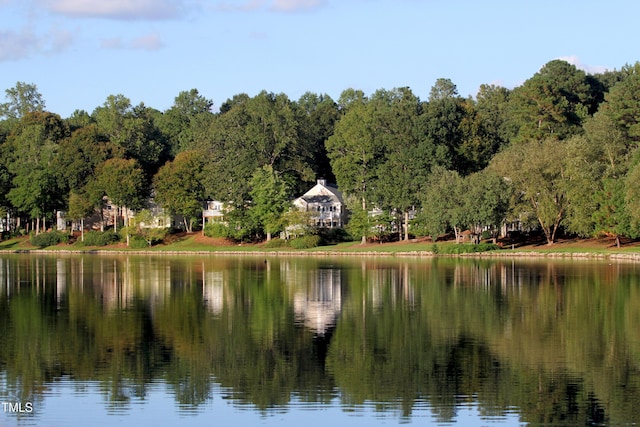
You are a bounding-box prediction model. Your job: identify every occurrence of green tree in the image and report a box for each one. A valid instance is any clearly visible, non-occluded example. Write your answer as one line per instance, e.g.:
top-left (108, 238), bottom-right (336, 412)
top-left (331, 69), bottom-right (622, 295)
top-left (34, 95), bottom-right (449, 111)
top-left (200, 91), bottom-right (313, 210)
top-left (598, 63), bottom-right (640, 143)
top-left (326, 90), bottom-right (382, 244)
top-left (507, 60), bottom-right (594, 142)
top-left (461, 170), bottom-right (511, 242)
top-left (0, 81), bottom-right (46, 120)
top-left (296, 92), bottom-right (340, 182)
top-left (93, 95), bottom-right (169, 174)
top-left (249, 165), bottom-right (292, 241)
top-left (157, 89), bottom-right (214, 155)
top-left (67, 191), bottom-right (94, 241)
top-left (370, 87), bottom-right (433, 240)
top-left (95, 158), bottom-right (147, 234)
top-left (416, 167), bottom-right (464, 242)
top-left (5, 112), bottom-right (69, 233)
top-left (422, 78), bottom-right (466, 171)
top-left (624, 157), bottom-right (640, 235)
top-left (490, 138), bottom-right (569, 245)
top-left (152, 151), bottom-right (205, 232)
top-left (54, 124), bottom-right (121, 192)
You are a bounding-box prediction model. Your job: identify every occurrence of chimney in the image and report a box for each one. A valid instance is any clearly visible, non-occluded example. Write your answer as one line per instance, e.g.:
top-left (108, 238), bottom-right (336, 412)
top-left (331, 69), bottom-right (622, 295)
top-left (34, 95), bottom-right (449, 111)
top-left (317, 178), bottom-right (327, 186)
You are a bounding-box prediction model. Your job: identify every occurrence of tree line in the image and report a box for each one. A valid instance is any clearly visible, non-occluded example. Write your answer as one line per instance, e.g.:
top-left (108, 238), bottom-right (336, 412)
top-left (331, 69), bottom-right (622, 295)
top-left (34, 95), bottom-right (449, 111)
top-left (1, 59), bottom-right (640, 244)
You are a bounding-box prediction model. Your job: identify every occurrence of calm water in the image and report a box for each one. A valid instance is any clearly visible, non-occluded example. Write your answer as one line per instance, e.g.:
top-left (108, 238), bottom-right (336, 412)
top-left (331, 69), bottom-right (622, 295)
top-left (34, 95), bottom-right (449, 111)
top-left (0, 254), bottom-right (639, 426)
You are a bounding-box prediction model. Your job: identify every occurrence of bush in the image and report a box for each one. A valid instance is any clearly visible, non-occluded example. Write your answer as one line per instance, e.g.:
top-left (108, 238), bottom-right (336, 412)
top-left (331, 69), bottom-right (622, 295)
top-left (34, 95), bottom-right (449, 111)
top-left (317, 228), bottom-right (352, 244)
top-left (129, 236), bottom-right (149, 249)
top-left (263, 238), bottom-right (290, 248)
top-left (289, 235), bottom-right (321, 249)
top-left (30, 231), bottom-right (70, 248)
top-left (434, 243), bottom-right (500, 254)
top-left (203, 222), bottom-right (231, 239)
top-left (81, 230), bottom-right (119, 246)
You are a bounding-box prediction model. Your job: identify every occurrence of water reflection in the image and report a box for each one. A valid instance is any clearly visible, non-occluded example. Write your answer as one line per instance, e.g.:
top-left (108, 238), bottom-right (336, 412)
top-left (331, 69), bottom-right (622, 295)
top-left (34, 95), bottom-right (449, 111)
top-left (0, 255), bottom-right (639, 426)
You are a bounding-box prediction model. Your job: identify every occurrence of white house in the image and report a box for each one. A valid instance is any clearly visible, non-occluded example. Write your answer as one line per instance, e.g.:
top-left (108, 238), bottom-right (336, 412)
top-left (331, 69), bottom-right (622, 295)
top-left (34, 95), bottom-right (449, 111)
top-left (292, 179), bottom-right (345, 228)
top-left (202, 200), bottom-right (228, 224)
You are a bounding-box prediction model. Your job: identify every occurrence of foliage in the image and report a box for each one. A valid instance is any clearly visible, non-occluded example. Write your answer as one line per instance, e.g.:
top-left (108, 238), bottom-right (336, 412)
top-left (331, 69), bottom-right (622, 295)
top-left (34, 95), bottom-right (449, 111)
top-left (262, 238), bottom-right (290, 248)
top-left (5, 112), bottom-right (69, 223)
top-left (280, 209), bottom-right (314, 239)
top-left (490, 138), bottom-right (569, 244)
top-left (416, 167), bottom-right (463, 241)
top-left (289, 234), bottom-right (321, 249)
top-left (249, 165), bottom-right (292, 241)
top-left (152, 150), bottom-right (205, 232)
top-left (80, 230), bottom-right (119, 246)
top-left (29, 230), bottom-right (69, 247)
top-left (344, 206), bottom-right (375, 244)
top-left (95, 158), bottom-right (147, 212)
top-left (130, 209), bottom-right (169, 246)
top-left (0, 81), bottom-right (46, 120)
top-left (129, 235), bottom-right (150, 249)
top-left (203, 222), bottom-right (232, 239)
top-left (432, 242), bottom-right (500, 254)
top-left (0, 63), bottom-right (639, 245)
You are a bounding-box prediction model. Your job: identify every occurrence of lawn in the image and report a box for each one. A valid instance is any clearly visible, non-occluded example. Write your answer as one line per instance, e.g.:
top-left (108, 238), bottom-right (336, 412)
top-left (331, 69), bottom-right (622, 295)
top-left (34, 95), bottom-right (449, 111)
top-left (2, 233), bottom-right (640, 257)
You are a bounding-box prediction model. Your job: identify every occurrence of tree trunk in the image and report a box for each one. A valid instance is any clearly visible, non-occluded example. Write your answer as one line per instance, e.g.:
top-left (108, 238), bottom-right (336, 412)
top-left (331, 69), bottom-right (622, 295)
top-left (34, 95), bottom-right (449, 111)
top-left (403, 211), bottom-right (409, 241)
top-left (81, 218), bottom-right (85, 242)
top-left (113, 206), bottom-right (118, 234)
top-left (616, 235), bottom-right (621, 248)
top-left (124, 207), bottom-right (129, 247)
top-left (454, 226), bottom-right (460, 244)
top-left (266, 231), bottom-right (272, 242)
top-left (361, 197), bottom-right (367, 245)
top-left (36, 217), bottom-right (40, 235)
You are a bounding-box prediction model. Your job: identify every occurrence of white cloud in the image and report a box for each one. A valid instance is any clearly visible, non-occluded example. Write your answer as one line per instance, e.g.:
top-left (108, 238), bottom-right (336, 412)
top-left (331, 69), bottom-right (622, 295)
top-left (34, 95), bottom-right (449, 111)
top-left (0, 25), bottom-right (75, 61)
top-left (131, 33), bottom-right (164, 50)
top-left (214, 0), bottom-right (326, 12)
top-left (271, 0), bottom-right (326, 12)
top-left (44, 0), bottom-right (188, 20)
top-left (557, 55), bottom-right (609, 74)
top-left (0, 28), bottom-right (39, 61)
top-left (101, 33), bottom-right (165, 50)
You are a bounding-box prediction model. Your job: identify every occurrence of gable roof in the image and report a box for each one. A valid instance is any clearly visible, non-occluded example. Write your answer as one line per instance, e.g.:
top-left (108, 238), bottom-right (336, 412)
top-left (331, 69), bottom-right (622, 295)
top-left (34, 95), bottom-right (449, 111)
top-left (294, 180), bottom-right (344, 206)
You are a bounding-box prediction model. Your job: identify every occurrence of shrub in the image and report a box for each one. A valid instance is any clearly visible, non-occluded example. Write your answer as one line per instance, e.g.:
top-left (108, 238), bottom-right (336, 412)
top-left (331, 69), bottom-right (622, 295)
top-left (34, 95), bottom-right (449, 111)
top-left (317, 228), bottom-right (352, 244)
top-left (203, 222), bottom-right (231, 239)
top-left (81, 230), bottom-right (119, 246)
top-left (290, 235), bottom-right (321, 249)
top-left (30, 231), bottom-right (70, 248)
top-left (434, 243), bottom-right (500, 254)
top-left (129, 236), bottom-right (149, 249)
top-left (263, 238), bottom-right (290, 248)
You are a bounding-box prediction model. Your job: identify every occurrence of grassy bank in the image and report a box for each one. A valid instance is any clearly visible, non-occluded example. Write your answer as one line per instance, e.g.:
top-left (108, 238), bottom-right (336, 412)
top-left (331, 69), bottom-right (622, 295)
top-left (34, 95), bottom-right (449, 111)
top-left (2, 233), bottom-right (640, 259)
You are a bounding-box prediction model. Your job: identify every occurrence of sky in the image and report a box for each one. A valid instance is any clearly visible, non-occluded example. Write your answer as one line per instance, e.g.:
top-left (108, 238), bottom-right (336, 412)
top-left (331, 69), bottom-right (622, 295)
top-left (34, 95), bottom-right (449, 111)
top-left (1, 0), bottom-right (638, 118)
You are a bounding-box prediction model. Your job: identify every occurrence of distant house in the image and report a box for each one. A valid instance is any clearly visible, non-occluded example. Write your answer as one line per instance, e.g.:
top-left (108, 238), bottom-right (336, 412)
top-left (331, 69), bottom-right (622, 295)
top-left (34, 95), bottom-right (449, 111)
top-left (202, 200), bottom-right (228, 225)
top-left (58, 196), bottom-right (181, 232)
top-left (293, 179), bottom-right (345, 228)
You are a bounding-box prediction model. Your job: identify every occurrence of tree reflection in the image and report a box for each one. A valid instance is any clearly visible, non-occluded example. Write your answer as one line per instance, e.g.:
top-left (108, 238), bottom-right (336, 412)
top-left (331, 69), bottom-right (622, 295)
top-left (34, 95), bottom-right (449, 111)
top-left (0, 255), bottom-right (638, 424)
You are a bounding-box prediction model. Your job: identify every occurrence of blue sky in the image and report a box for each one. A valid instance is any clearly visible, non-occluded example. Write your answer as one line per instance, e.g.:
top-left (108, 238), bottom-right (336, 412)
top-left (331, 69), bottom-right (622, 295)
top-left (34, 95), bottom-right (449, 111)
top-left (1, 0), bottom-right (638, 117)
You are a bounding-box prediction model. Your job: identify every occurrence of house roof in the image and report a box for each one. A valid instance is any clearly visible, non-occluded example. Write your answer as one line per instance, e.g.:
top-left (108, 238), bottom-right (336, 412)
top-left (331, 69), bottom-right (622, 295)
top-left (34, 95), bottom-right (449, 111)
top-left (294, 180), bottom-right (344, 206)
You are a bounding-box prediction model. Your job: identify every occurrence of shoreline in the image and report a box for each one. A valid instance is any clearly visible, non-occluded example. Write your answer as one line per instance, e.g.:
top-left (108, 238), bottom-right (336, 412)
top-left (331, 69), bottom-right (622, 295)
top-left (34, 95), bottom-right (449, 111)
top-left (4, 247), bottom-right (640, 262)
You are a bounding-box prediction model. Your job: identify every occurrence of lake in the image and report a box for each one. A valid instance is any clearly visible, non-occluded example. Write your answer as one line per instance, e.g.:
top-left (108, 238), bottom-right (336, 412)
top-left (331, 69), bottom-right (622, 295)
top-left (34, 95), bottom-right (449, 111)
top-left (0, 254), bottom-right (639, 426)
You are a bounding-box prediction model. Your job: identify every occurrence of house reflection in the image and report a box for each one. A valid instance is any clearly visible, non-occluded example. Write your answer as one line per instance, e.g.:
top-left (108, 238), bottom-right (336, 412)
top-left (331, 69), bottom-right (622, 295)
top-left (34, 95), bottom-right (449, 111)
top-left (202, 270), bottom-right (225, 315)
top-left (281, 261), bottom-right (342, 336)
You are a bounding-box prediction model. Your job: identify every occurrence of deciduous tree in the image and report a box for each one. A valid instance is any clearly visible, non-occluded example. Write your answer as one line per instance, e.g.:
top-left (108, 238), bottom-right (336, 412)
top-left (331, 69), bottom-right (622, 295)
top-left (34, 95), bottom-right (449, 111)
top-left (152, 151), bottom-right (205, 232)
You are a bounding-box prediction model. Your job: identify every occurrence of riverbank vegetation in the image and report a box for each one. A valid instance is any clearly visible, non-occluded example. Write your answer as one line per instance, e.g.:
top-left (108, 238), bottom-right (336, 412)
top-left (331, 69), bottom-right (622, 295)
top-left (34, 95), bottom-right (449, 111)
top-left (2, 60), bottom-right (640, 246)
